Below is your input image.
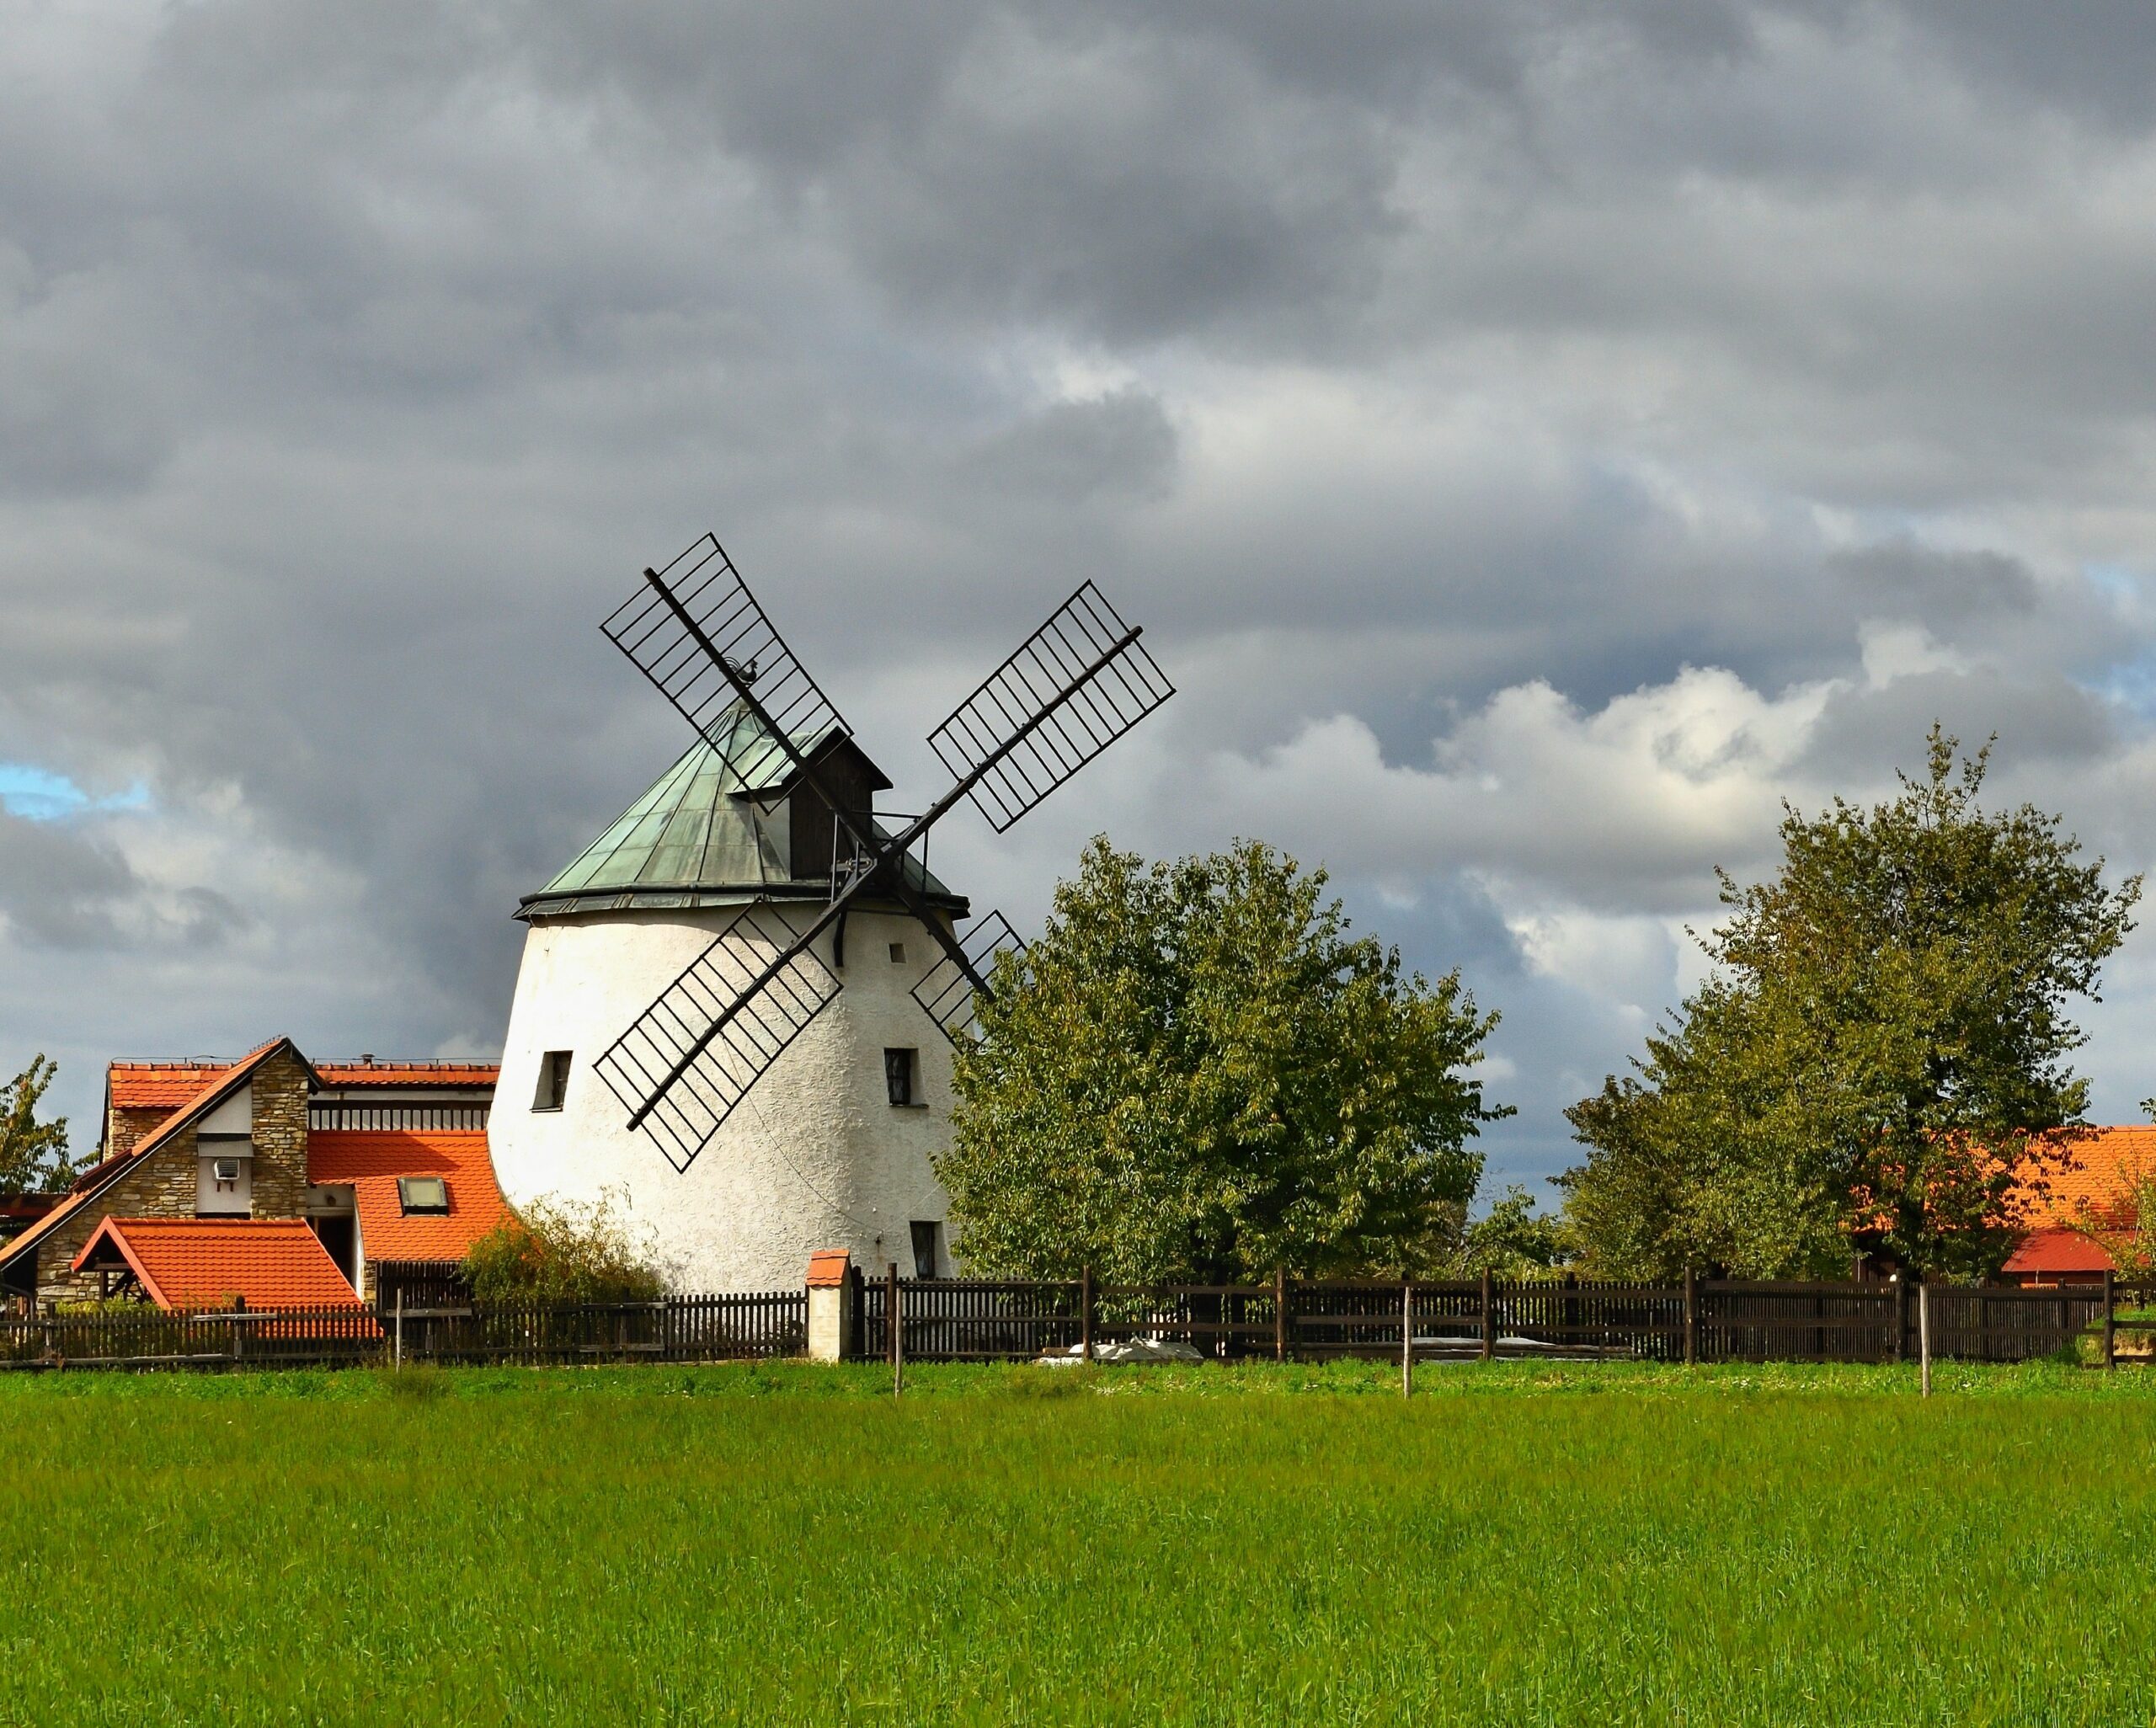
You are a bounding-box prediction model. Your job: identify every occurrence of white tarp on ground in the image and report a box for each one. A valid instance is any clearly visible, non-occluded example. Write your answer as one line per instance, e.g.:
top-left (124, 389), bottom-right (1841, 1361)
top-left (1034, 1338), bottom-right (1206, 1366)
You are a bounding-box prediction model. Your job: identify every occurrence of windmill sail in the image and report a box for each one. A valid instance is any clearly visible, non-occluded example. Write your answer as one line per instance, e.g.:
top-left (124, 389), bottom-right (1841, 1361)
top-left (927, 581), bottom-right (1174, 833)
top-left (602, 536), bottom-right (852, 774)
top-left (595, 541), bottom-right (1173, 1171)
top-left (592, 904), bottom-right (842, 1173)
top-left (910, 910), bottom-right (1027, 1042)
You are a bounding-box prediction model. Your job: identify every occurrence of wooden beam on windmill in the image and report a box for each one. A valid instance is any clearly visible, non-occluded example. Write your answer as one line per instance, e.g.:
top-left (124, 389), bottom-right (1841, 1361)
top-left (590, 535), bottom-right (1175, 1174)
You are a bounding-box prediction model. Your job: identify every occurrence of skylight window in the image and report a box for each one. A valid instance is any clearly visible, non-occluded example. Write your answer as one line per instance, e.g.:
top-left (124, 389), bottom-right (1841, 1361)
top-left (397, 1176), bottom-right (450, 1215)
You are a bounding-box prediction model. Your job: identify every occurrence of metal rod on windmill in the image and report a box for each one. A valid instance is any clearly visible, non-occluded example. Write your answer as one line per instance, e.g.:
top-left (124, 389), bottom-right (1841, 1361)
top-left (590, 534), bottom-right (1175, 1175)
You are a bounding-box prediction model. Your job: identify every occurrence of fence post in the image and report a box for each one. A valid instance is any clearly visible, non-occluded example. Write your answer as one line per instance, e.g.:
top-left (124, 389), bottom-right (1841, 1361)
top-left (394, 1291), bottom-right (404, 1372)
top-left (1273, 1266), bottom-right (1287, 1363)
top-left (1401, 1282), bottom-right (1413, 1399)
top-left (1480, 1268), bottom-right (1495, 1362)
top-left (1081, 1264), bottom-right (1094, 1363)
top-left (2103, 1267), bottom-right (2116, 1371)
top-left (889, 1262), bottom-right (902, 1399)
top-left (232, 1295), bottom-right (245, 1367)
top-left (1919, 1283), bottom-right (1931, 1398)
top-left (1894, 1277), bottom-right (1908, 1363)
top-left (1683, 1267), bottom-right (1697, 1367)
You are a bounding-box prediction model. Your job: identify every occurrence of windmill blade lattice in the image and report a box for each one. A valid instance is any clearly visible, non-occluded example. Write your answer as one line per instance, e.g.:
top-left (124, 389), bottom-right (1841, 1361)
top-left (927, 581), bottom-right (1175, 833)
top-left (595, 538), bottom-right (1172, 1171)
top-left (910, 910), bottom-right (1027, 1042)
top-left (601, 535), bottom-right (853, 776)
top-left (593, 904), bottom-right (842, 1173)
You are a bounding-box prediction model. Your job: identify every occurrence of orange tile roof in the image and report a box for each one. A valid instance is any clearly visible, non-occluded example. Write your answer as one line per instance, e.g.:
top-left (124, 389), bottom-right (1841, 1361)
top-left (2002, 1225), bottom-right (2119, 1277)
top-left (106, 1061), bottom-right (230, 1111)
top-left (307, 1130), bottom-right (510, 1261)
top-left (807, 1249), bottom-right (851, 1288)
top-left (315, 1063), bottom-right (499, 1088)
top-left (2010, 1127), bottom-right (2156, 1229)
top-left (72, 1217), bottom-right (366, 1311)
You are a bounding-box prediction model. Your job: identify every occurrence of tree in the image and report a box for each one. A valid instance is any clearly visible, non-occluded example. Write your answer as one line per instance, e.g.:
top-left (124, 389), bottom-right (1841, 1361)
top-left (461, 1191), bottom-right (670, 1304)
top-left (1561, 729), bottom-right (2141, 1282)
top-left (1, 1054), bottom-right (79, 1193)
top-left (940, 837), bottom-right (1510, 1283)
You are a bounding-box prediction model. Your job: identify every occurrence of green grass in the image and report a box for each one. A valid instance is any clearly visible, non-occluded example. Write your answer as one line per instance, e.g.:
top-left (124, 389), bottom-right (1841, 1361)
top-left (3, 1360), bottom-right (2153, 1725)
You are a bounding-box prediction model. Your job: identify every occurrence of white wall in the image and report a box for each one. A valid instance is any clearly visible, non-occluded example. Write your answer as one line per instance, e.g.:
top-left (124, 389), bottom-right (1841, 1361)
top-left (488, 904), bottom-right (961, 1292)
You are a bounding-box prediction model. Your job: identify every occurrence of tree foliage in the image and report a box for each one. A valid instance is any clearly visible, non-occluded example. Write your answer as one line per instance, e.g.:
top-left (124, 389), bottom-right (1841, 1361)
top-left (1, 1054), bottom-right (78, 1194)
top-left (461, 1192), bottom-right (669, 1304)
top-left (940, 837), bottom-right (1510, 1283)
top-left (1561, 730), bottom-right (2140, 1282)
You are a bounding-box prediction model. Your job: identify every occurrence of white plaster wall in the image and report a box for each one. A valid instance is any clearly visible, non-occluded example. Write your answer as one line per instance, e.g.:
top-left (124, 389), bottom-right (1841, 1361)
top-left (489, 904), bottom-right (961, 1292)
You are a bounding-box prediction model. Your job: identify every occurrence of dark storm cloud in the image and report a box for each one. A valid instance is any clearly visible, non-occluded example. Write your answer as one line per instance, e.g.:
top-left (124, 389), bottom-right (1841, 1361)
top-left (7, 0), bottom-right (2156, 1175)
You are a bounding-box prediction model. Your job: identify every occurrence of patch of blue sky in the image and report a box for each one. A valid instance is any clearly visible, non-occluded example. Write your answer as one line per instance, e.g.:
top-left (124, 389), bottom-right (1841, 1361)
top-left (2081, 562), bottom-right (2143, 604)
top-left (0, 761), bottom-right (151, 821)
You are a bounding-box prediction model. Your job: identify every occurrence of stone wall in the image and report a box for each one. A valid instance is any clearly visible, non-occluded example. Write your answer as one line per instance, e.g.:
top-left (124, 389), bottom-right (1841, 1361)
top-left (32, 1047), bottom-right (317, 1307)
top-left (33, 1123), bottom-right (203, 1307)
top-left (107, 1107), bottom-right (168, 1160)
top-left (248, 1050), bottom-right (311, 1218)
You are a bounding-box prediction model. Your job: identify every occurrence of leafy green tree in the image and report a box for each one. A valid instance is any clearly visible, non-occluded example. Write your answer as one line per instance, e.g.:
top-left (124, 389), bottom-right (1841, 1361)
top-left (1561, 730), bottom-right (2140, 1282)
top-left (941, 837), bottom-right (1510, 1283)
top-left (1, 1054), bottom-right (78, 1193)
top-left (1449, 1185), bottom-right (1574, 1278)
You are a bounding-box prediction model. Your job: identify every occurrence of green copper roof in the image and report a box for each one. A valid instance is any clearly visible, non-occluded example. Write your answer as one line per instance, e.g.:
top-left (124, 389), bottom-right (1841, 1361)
top-left (520, 706), bottom-right (964, 920)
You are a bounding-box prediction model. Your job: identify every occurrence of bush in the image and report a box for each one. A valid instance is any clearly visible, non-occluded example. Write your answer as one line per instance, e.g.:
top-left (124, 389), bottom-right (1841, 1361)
top-left (460, 1191), bottom-right (670, 1304)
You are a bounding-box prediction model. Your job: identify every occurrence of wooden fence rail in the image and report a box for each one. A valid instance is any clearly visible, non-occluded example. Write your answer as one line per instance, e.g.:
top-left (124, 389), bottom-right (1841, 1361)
top-left (859, 1275), bottom-right (2153, 1367)
top-left (0, 1291), bottom-right (806, 1373)
top-left (2, 1278), bottom-right (2144, 1374)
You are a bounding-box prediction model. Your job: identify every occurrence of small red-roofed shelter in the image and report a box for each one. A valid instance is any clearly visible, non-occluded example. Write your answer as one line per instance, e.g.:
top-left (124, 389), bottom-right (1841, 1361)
top-left (72, 1217), bottom-right (367, 1312)
top-left (2002, 1226), bottom-right (2119, 1286)
top-left (2001, 1126), bottom-right (2155, 1286)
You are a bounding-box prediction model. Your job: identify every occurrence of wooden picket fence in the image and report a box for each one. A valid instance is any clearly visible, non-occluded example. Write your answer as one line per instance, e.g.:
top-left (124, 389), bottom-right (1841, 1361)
top-left (857, 1272), bottom-right (2156, 1368)
top-left (0, 1290), bottom-right (805, 1372)
top-left (1, 1277), bottom-right (2143, 1374)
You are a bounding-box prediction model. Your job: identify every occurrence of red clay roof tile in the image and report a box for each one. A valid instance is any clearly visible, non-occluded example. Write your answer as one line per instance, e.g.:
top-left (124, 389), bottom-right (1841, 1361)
top-left (2002, 1224), bottom-right (2119, 1276)
top-left (72, 1217), bottom-right (365, 1311)
top-left (307, 1130), bottom-right (510, 1261)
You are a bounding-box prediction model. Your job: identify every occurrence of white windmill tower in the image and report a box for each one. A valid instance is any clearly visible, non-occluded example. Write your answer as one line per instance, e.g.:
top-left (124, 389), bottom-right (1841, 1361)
top-left (489, 536), bottom-right (1172, 1292)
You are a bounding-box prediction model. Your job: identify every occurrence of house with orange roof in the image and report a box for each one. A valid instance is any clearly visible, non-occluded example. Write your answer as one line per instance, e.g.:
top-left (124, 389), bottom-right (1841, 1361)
top-left (0, 1041), bottom-right (508, 1312)
top-left (2002, 1126), bottom-right (2154, 1287)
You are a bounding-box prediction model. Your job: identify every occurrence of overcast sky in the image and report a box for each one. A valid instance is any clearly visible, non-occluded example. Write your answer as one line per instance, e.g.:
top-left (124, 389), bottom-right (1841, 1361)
top-left (8, 2), bottom-right (2156, 1198)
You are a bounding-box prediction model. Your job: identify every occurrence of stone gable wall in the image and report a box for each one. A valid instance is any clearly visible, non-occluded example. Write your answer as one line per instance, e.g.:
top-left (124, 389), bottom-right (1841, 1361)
top-left (33, 1048), bottom-right (317, 1308)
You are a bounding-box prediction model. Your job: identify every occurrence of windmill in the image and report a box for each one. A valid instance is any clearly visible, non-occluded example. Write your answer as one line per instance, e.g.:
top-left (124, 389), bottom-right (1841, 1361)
top-left (589, 533), bottom-right (1174, 1176)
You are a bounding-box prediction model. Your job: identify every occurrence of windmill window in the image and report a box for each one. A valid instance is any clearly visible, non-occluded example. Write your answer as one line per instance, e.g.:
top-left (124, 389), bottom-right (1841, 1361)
top-left (397, 1176), bottom-right (450, 1216)
top-left (884, 1048), bottom-right (921, 1107)
top-left (533, 1050), bottom-right (572, 1112)
top-left (910, 1220), bottom-right (942, 1280)
top-left (889, 941), bottom-right (906, 963)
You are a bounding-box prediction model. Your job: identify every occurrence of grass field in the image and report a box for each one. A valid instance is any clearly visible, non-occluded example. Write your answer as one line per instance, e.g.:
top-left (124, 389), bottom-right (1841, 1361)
top-left (3, 1359), bottom-right (2153, 1726)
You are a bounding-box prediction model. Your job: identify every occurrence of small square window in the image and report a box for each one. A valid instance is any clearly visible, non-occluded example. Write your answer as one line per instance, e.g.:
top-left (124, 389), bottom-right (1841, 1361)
top-left (397, 1176), bottom-right (450, 1215)
top-left (910, 1220), bottom-right (941, 1280)
top-left (889, 941), bottom-right (906, 963)
top-left (533, 1050), bottom-right (572, 1112)
top-left (883, 1048), bottom-right (919, 1107)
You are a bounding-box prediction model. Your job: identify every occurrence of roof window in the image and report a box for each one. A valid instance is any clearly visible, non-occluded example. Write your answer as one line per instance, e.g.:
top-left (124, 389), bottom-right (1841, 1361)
top-left (397, 1176), bottom-right (450, 1216)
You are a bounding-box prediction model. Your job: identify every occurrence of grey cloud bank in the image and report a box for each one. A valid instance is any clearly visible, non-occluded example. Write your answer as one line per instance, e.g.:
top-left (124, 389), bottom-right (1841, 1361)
top-left (7, 2), bottom-right (2156, 1194)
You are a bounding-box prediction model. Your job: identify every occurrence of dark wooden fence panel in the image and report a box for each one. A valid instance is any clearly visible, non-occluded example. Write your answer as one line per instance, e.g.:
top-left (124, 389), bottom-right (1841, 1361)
top-left (860, 1279), bottom-right (1084, 1361)
top-left (1925, 1286), bottom-right (2103, 1362)
top-left (0, 1279), bottom-right (2137, 1373)
top-left (374, 1260), bottom-right (469, 1313)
